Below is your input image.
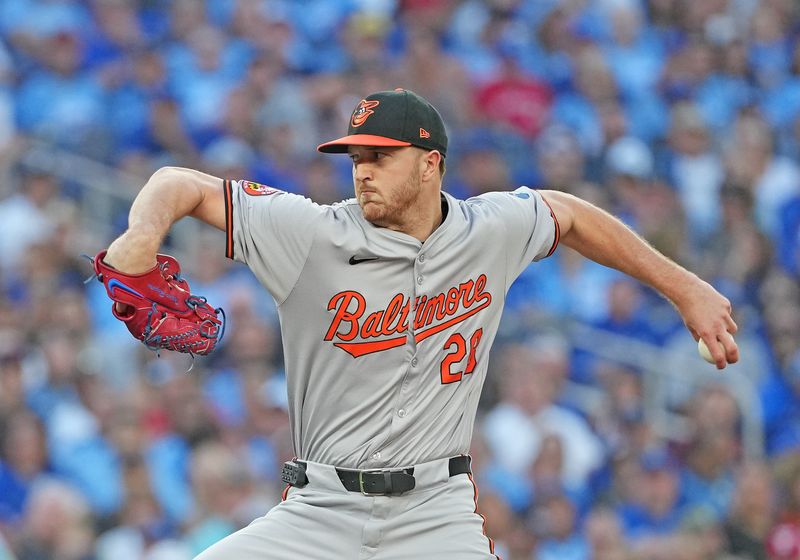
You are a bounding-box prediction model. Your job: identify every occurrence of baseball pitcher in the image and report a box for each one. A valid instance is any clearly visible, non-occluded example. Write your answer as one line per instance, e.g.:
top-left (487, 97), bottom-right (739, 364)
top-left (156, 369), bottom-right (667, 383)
top-left (97, 89), bottom-right (739, 559)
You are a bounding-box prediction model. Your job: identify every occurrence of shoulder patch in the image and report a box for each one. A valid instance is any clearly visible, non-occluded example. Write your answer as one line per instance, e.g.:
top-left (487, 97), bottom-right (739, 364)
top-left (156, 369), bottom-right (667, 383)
top-left (242, 181), bottom-right (281, 196)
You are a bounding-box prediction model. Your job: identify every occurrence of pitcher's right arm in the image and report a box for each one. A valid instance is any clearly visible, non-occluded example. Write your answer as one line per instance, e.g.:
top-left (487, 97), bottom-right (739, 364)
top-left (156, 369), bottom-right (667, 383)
top-left (104, 167), bottom-right (226, 273)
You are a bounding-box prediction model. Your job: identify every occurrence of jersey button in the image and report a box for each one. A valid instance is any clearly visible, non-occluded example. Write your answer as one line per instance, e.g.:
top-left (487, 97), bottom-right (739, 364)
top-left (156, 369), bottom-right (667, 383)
top-left (417, 276), bottom-right (423, 285)
top-left (411, 357), bottom-right (418, 367)
top-left (418, 254), bottom-right (426, 262)
top-left (371, 451), bottom-right (381, 460)
top-left (397, 409), bottom-right (407, 418)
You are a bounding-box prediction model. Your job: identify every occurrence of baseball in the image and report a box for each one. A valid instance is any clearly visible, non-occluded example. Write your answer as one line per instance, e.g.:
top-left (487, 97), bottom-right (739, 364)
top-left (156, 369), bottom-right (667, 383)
top-left (697, 339), bottom-right (715, 363)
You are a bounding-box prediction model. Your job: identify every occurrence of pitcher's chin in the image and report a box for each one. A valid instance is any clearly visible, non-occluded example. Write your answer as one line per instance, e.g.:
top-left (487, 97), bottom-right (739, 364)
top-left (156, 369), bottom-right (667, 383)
top-left (360, 201), bottom-right (387, 223)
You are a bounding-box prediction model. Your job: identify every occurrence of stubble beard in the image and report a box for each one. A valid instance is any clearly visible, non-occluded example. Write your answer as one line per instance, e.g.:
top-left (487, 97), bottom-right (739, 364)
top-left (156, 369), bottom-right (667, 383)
top-left (360, 165), bottom-right (422, 227)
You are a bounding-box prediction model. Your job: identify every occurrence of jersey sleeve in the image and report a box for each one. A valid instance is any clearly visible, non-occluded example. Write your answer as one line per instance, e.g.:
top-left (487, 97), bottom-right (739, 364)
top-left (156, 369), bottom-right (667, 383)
top-left (479, 186), bottom-right (560, 283)
top-left (224, 179), bottom-right (322, 304)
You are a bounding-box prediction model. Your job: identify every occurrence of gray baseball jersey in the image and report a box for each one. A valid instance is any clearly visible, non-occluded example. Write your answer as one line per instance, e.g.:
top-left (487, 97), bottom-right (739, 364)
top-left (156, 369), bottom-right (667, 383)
top-left (222, 179), bottom-right (558, 469)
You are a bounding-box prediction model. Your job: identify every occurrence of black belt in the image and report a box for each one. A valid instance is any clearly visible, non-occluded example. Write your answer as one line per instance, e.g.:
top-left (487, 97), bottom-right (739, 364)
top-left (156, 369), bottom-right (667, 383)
top-left (281, 455), bottom-right (472, 497)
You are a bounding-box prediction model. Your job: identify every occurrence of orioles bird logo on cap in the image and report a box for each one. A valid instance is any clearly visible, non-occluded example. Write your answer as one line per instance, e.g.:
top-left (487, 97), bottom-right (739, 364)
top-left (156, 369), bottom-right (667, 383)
top-left (351, 99), bottom-right (380, 127)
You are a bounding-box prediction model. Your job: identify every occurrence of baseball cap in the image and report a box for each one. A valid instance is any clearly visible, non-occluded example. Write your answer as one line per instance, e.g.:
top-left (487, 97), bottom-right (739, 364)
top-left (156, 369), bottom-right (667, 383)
top-left (317, 89), bottom-right (448, 157)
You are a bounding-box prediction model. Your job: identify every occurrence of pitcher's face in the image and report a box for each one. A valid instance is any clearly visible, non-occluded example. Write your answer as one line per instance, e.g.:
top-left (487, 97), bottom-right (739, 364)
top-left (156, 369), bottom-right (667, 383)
top-left (349, 146), bottom-right (424, 227)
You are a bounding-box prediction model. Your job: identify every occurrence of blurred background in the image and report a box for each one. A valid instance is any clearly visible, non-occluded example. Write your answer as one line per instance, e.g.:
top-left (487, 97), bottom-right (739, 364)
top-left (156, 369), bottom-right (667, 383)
top-left (0, 0), bottom-right (799, 559)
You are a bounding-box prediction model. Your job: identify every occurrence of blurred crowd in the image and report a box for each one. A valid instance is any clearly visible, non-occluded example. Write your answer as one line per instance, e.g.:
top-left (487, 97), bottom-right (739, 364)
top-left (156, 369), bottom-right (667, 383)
top-left (0, 0), bottom-right (799, 559)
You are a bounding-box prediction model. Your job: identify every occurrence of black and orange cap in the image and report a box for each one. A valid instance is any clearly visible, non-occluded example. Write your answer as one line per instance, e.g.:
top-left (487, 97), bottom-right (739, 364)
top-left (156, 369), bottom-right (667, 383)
top-left (317, 88), bottom-right (447, 157)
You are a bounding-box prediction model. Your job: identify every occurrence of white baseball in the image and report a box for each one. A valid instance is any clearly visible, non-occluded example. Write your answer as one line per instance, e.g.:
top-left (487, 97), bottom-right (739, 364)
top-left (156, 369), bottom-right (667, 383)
top-left (697, 338), bottom-right (715, 364)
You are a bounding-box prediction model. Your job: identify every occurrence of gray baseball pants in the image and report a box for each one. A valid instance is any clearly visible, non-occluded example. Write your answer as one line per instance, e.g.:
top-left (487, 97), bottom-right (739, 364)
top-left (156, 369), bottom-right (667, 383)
top-left (194, 456), bottom-right (498, 559)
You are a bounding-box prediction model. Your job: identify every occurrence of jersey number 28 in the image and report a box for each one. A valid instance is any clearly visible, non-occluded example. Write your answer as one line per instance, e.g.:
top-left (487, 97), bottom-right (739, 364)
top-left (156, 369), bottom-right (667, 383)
top-left (440, 328), bottom-right (484, 384)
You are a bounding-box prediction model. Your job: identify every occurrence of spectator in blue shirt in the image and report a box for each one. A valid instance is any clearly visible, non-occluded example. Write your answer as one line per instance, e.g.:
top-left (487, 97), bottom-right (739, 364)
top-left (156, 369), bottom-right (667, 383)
top-left (0, 411), bottom-right (48, 526)
top-left (535, 491), bottom-right (590, 560)
top-left (14, 30), bottom-right (108, 157)
top-left (617, 447), bottom-right (686, 542)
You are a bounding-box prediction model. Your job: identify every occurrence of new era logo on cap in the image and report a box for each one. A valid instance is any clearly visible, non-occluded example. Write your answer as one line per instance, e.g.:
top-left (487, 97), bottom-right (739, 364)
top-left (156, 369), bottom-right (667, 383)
top-left (317, 89), bottom-right (448, 157)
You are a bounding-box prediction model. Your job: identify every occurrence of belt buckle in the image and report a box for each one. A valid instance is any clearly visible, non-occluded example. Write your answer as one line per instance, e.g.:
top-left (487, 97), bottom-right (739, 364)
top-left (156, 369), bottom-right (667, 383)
top-left (358, 469), bottom-right (385, 496)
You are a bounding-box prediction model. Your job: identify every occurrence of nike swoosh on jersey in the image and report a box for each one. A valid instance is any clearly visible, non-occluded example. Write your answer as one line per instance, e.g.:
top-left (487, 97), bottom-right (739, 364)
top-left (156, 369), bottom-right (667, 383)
top-left (349, 255), bottom-right (380, 265)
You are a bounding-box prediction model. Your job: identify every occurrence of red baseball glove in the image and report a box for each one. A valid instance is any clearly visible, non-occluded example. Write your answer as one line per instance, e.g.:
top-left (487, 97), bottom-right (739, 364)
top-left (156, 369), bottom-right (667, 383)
top-left (91, 250), bottom-right (225, 355)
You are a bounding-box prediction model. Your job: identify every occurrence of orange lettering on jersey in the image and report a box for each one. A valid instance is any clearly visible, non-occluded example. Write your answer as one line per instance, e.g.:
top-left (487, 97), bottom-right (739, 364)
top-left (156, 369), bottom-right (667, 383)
top-left (335, 337), bottom-right (407, 358)
top-left (325, 274), bottom-right (493, 358)
top-left (422, 293), bottom-right (447, 325)
top-left (413, 294), bottom-right (491, 343)
top-left (361, 310), bottom-right (384, 338)
top-left (413, 295), bottom-right (428, 329)
top-left (445, 287), bottom-right (460, 314)
top-left (324, 291), bottom-right (366, 342)
top-left (381, 293), bottom-right (407, 336)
